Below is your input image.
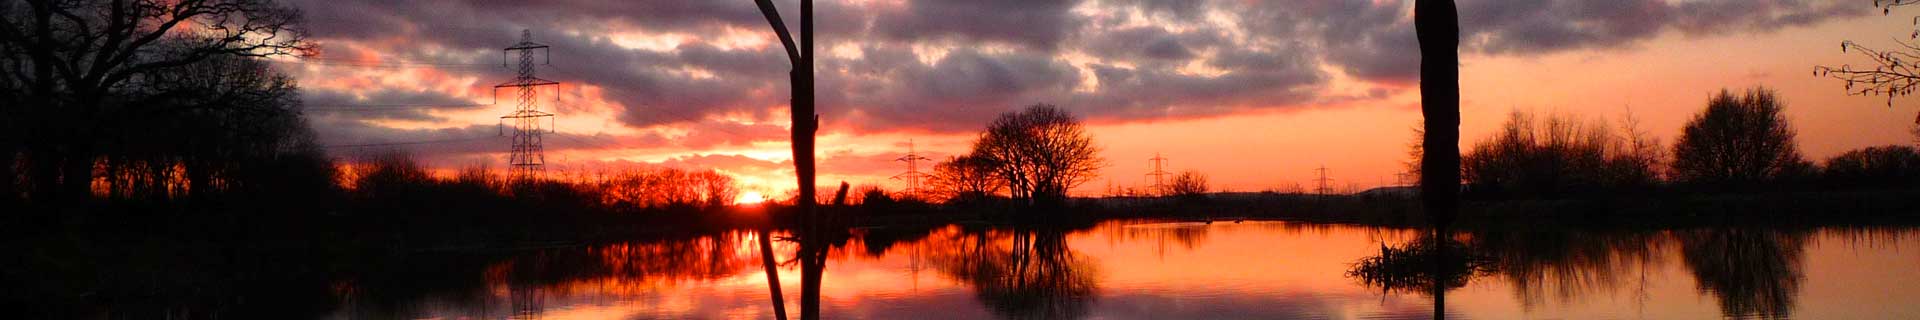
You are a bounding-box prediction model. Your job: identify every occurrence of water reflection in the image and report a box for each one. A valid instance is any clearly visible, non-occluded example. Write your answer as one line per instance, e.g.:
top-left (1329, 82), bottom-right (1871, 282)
top-left (293, 222), bottom-right (1920, 319)
top-left (330, 233), bottom-right (758, 319)
top-left (930, 227), bottom-right (1100, 319)
top-left (1345, 227), bottom-right (1826, 319)
top-left (1678, 229), bottom-right (1809, 319)
top-left (1347, 233), bottom-right (1494, 296)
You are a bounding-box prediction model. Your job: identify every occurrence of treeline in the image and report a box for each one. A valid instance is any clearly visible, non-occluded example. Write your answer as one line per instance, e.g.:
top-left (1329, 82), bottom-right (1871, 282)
top-left (1458, 87), bottom-right (1920, 200)
top-left (342, 153), bottom-right (741, 212)
top-left (0, 1), bottom-right (333, 217)
top-left (0, 1), bottom-right (761, 241)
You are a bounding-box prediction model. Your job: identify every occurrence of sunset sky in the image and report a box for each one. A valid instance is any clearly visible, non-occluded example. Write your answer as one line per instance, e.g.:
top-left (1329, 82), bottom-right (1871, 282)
top-left (282, 0), bottom-right (1920, 197)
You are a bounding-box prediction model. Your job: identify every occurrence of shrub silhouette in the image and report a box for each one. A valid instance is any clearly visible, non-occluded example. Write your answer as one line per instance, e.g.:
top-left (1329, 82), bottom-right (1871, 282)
top-left (1168, 170), bottom-right (1210, 202)
top-left (1821, 145), bottom-right (1920, 188)
top-left (1461, 111), bottom-right (1661, 198)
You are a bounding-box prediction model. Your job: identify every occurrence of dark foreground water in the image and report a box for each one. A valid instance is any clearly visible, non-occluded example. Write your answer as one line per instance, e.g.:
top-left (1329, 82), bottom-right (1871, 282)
top-left (308, 221), bottom-right (1919, 319)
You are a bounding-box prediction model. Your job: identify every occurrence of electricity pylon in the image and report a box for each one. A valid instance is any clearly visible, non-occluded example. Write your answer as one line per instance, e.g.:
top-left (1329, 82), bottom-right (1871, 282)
top-left (496, 30), bottom-right (558, 182)
top-left (1146, 153), bottom-right (1169, 196)
top-left (892, 139), bottom-right (932, 199)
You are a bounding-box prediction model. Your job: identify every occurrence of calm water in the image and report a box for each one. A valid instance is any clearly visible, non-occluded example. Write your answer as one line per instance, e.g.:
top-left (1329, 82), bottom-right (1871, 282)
top-left (321, 221), bottom-right (1920, 319)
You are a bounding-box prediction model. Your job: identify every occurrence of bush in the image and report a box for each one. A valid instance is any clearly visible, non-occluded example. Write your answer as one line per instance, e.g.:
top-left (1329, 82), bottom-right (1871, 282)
top-left (1822, 145), bottom-right (1920, 188)
top-left (1461, 111), bottom-right (1661, 198)
top-left (1168, 170), bottom-right (1209, 201)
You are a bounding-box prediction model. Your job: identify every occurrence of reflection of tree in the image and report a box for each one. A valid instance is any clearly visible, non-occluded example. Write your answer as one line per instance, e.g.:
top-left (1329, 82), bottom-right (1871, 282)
top-left (333, 233), bottom-right (757, 319)
top-left (1103, 222), bottom-right (1210, 253)
top-left (1678, 229), bottom-right (1809, 319)
top-left (1471, 230), bottom-right (1664, 308)
top-left (1351, 228), bottom-right (1818, 319)
top-left (933, 229), bottom-right (1100, 320)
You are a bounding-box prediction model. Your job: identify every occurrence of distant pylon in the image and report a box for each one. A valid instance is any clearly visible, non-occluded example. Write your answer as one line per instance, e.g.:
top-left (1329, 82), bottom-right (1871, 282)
top-left (1146, 153), bottom-right (1169, 196)
top-left (892, 139), bottom-right (932, 199)
top-left (1315, 165), bottom-right (1336, 195)
top-left (496, 30), bottom-right (559, 182)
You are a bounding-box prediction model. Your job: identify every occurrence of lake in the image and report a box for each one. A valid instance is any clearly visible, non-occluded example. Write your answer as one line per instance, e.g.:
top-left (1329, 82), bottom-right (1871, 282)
top-left (319, 221), bottom-right (1920, 319)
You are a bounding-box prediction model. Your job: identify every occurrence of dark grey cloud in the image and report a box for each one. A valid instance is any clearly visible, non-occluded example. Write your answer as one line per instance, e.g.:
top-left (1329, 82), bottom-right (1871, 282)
top-left (279, 0), bottom-right (1870, 152)
top-left (873, 0), bottom-right (1085, 52)
top-left (818, 46), bottom-right (1083, 132)
top-left (1459, 0), bottom-right (1866, 55)
top-left (299, 88), bottom-right (487, 122)
top-left (1076, 43), bottom-right (1326, 119)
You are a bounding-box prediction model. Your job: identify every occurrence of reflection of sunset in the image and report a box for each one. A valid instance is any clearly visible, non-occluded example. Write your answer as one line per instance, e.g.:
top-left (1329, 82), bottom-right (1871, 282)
top-left (330, 222), bottom-right (1920, 319)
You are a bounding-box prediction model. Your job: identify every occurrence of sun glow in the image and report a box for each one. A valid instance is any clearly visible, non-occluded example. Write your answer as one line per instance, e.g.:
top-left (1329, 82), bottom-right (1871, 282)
top-left (736, 191), bottom-right (766, 205)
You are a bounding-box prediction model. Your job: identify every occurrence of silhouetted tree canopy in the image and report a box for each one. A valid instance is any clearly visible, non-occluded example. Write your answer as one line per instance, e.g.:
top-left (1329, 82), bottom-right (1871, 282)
top-left (1672, 88), bottom-right (1812, 188)
top-left (969, 104), bottom-right (1103, 209)
top-left (1167, 170), bottom-right (1208, 202)
top-left (930, 154), bottom-right (1002, 205)
top-left (0, 0), bottom-right (312, 205)
top-left (1462, 111), bottom-right (1661, 198)
top-left (1822, 145), bottom-right (1920, 188)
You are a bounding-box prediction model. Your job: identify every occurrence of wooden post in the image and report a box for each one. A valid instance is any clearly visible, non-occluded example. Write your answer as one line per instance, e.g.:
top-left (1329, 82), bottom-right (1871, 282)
top-left (1415, 0), bottom-right (1460, 230)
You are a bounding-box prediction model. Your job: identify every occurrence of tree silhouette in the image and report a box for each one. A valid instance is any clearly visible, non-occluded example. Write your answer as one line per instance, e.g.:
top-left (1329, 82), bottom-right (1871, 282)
top-left (1416, 0), bottom-right (1460, 228)
top-left (1461, 111), bottom-right (1662, 198)
top-left (1671, 88), bottom-right (1812, 188)
top-left (1814, 0), bottom-right (1920, 125)
top-left (0, 0), bottom-right (311, 205)
top-left (969, 104), bottom-right (1103, 209)
top-left (1167, 170), bottom-right (1209, 202)
top-left (930, 155), bottom-right (1002, 204)
top-left (1821, 145), bottom-right (1920, 187)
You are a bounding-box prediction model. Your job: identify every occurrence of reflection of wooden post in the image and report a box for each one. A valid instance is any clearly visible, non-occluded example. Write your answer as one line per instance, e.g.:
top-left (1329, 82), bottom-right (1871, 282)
top-left (1415, 0), bottom-right (1459, 229)
top-left (758, 229), bottom-right (788, 320)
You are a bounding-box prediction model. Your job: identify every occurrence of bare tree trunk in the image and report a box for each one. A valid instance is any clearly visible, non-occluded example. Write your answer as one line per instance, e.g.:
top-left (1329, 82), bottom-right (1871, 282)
top-left (1416, 0), bottom-right (1460, 229)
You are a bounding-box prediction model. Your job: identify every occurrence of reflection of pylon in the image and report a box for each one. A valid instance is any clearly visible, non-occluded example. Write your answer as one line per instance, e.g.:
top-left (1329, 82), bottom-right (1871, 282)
top-left (496, 30), bottom-right (558, 182)
top-left (1146, 153), bottom-right (1169, 195)
top-left (892, 139), bottom-right (931, 199)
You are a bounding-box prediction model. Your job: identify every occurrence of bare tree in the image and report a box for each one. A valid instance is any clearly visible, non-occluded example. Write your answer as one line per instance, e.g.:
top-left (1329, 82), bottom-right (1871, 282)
top-left (1168, 170), bottom-right (1209, 201)
top-left (1814, 1), bottom-right (1920, 124)
top-left (1672, 88), bottom-right (1812, 187)
top-left (0, 0), bottom-right (309, 203)
top-left (970, 104), bottom-right (1103, 208)
top-left (929, 155), bottom-right (1001, 204)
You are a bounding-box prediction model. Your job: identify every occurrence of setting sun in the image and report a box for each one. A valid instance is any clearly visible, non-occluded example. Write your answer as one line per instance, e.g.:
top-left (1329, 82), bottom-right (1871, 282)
top-left (735, 191), bottom-right (766, 205)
